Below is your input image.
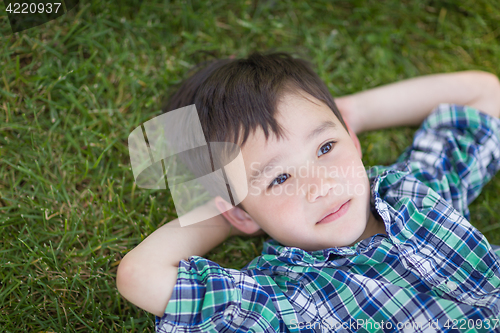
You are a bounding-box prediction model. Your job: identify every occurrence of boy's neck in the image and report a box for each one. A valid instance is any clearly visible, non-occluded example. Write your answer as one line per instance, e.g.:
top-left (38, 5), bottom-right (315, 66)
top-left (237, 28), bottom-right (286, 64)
top-left (350, 212), bottom-right (386, 246)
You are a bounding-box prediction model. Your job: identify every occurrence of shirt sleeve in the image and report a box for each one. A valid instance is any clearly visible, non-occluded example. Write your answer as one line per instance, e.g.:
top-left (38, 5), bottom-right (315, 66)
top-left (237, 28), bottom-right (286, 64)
top-left (154, 256), bottom-right (284, 333)
top-left (394, 103), bottom-right (500, 220)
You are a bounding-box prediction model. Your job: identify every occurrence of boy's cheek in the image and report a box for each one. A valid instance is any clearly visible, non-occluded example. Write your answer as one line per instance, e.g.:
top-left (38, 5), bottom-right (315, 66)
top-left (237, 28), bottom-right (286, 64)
top-left (265, 202), bottom-right (301, 227)
top-left (342, 169), bottom-right (370, 199)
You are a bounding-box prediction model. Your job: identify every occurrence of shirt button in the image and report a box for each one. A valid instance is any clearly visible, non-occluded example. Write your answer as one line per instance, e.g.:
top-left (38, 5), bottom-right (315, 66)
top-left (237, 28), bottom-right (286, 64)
top-left (446, 281), bottom-right (458, 291)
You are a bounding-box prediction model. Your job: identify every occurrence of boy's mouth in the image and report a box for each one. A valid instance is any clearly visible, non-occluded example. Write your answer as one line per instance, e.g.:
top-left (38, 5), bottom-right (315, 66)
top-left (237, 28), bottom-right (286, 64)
top-left (316, 200), bottom-right (351, 225)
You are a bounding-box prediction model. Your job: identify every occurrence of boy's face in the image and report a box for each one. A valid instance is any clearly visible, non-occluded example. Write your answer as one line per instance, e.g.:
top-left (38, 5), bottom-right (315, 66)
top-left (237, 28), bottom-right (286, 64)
top-left (231, 91), bottom-right (381, 251)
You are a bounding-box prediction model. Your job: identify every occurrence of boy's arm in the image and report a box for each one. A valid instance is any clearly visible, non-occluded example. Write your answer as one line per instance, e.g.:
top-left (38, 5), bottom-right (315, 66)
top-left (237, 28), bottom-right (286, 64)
top-left (116, 198), bottom-right (233, 318)
top-left (335, 70), bottom-right (500, 133)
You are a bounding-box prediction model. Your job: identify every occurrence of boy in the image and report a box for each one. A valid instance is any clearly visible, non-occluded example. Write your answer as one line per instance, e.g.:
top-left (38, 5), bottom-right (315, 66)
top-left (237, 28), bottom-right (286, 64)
top-left (117, 52), bottom-right (500, 332)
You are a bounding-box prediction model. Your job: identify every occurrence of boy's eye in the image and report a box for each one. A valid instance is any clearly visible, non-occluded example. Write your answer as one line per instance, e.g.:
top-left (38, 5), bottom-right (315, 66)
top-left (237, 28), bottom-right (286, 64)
top-left (318, 141), bottom-right (336, 157)
top-left (268, 173), bottom-right (290, 188)
top-left (268, 141), bottom-right (337, 188)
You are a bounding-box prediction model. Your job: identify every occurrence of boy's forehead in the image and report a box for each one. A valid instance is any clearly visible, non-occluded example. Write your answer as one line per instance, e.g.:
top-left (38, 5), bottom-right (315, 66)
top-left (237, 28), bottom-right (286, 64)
top-left (244, 121), bottom-right (337, 173)
top-left (241, 96), bottom-right (343, 182)
top-left (242, 117), bottom-right (337, 151)
top-left (241, 93), bottom-right (339, 150)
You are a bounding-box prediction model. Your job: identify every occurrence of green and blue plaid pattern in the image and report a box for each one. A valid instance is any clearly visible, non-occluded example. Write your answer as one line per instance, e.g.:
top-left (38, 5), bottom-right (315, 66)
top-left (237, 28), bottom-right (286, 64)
top-left (156, 104), bottom-right (500, 332)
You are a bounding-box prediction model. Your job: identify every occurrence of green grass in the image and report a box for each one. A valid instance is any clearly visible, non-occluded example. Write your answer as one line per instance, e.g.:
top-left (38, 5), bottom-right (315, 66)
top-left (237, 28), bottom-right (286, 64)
top-left (1, 0), bottom-right (500, 331)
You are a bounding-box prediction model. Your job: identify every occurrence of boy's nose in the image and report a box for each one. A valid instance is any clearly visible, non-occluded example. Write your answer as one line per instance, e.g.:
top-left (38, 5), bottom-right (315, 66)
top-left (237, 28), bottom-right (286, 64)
top-left (305, 174), bottom-right (338, 203)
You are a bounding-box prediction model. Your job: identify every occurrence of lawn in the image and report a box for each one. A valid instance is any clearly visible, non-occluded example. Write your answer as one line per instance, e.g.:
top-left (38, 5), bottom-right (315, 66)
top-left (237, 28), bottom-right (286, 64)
top-left (1, 0), bottom-right (500, 331)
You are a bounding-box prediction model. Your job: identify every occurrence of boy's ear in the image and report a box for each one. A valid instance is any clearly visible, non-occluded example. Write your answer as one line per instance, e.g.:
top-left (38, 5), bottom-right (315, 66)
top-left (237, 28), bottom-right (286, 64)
top-left (345, 121), bottom-right (362, 158)
top-left (214, 196), bottom-right (261, 235)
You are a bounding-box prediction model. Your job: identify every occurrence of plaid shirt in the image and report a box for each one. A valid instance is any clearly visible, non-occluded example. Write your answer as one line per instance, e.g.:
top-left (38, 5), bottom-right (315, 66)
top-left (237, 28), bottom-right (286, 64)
top-left (156, 104), bottom-right (500, 333)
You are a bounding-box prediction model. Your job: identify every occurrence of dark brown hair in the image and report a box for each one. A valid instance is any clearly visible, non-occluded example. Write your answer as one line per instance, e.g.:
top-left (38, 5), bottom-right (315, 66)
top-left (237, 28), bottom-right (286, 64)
top-left (162, 52), bottom-right (346, 212)
top-left (164, 52), bottom-right (346, 145)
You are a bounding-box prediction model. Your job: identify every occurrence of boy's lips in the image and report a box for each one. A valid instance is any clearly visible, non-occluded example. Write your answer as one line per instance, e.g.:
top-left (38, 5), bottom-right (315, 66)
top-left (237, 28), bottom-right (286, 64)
top-left (316, 200), bottom-right (351, 225)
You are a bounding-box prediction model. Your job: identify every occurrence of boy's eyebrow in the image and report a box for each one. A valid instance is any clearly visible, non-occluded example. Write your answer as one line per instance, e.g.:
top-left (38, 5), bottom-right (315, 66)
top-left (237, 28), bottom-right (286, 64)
top-left (305, 120), bottom-right (336, 141)
top-left (249, 120), bottom-right (336, 182)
